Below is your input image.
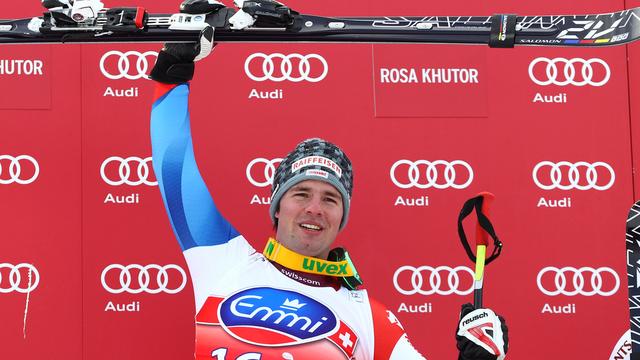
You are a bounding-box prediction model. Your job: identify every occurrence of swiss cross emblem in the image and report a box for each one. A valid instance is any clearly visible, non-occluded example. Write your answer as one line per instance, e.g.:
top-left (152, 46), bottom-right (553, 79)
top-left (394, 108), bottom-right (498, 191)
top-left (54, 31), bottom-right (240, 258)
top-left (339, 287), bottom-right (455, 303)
top-left (328, 321), bottom-right (359, 358)
top-left (339, 332), bottom-right (354, 348)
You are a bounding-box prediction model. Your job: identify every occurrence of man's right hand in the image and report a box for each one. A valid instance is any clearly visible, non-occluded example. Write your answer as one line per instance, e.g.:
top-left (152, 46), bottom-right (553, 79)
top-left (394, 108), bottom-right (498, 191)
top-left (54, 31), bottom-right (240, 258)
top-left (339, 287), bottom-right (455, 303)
top-left (149, 0), bottom-right (219, 84)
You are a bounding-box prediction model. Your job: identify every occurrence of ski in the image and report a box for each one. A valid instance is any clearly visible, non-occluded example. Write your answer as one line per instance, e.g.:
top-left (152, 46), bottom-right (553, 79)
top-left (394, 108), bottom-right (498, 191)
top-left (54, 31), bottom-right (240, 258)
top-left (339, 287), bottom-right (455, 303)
top-left (627, 201), bottom-right (640, 357)
top-left (0, 0), bottom-right (639, 47)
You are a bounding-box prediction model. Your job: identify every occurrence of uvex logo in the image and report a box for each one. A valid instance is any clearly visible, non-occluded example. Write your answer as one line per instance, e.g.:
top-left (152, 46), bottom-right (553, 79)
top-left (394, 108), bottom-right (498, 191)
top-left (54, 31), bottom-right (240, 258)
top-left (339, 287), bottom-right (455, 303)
top-left (302, 258), bottom-right (348, 275)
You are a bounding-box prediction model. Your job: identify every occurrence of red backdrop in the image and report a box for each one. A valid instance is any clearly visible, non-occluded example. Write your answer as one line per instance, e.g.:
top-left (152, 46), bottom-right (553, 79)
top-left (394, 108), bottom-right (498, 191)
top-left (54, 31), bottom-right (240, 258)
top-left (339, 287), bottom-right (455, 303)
top-left (0, 0), bottom-right (638, 359)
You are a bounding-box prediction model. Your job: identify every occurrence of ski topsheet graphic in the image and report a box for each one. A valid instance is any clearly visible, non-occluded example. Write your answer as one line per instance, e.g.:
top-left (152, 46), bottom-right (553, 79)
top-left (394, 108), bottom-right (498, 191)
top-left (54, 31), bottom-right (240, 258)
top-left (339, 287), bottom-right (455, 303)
top-left (626, 201), bottom-right (640, 358)
top-left (0, 0), bottom-right (640, 46)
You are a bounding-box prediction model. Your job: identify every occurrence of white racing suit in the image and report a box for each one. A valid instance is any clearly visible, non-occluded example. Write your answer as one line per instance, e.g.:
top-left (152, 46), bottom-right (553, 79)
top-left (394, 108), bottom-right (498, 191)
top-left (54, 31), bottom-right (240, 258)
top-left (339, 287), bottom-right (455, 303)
top-left (150, 83), bottom-right (426, 360)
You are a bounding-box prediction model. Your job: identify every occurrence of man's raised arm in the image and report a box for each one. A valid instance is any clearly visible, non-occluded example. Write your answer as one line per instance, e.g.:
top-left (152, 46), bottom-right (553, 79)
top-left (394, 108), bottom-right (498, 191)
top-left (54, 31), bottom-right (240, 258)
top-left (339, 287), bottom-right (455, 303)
top-left (148, 8), bottom-right (236, 251)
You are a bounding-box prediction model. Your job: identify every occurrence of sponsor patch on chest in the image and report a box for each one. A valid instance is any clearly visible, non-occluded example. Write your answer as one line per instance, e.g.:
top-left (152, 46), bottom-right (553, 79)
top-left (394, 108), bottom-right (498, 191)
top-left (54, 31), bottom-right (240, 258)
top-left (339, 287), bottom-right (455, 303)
top-left (218, 287), bottom-right (340, 346)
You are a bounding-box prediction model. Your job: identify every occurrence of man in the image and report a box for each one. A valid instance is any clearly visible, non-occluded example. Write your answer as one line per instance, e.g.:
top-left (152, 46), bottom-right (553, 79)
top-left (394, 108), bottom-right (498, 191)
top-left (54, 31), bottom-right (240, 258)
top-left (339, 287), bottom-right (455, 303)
top-left (149, 1), bottom-right (508, 359)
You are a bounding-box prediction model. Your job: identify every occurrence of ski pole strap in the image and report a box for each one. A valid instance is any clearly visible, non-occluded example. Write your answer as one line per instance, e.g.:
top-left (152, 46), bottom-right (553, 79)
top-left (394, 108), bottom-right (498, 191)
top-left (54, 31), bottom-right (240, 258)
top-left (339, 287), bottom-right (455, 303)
top-left (458, 195), bottom-right (503, 265)
top-left (489, 14), bottom-right (517, 48)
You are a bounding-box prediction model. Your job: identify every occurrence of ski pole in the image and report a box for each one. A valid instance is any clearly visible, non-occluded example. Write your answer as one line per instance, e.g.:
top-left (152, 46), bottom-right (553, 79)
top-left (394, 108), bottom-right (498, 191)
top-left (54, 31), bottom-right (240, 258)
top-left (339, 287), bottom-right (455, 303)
top-left (457, 192), bottom-right (502, 308)
top-left (473, 192), bottom-right (494, 308)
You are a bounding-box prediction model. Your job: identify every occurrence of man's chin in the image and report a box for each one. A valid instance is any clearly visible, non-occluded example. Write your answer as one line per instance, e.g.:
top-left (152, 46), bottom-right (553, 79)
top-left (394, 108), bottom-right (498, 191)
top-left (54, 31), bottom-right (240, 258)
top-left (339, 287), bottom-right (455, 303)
top-left (295, 242), bottom-right (325, 259)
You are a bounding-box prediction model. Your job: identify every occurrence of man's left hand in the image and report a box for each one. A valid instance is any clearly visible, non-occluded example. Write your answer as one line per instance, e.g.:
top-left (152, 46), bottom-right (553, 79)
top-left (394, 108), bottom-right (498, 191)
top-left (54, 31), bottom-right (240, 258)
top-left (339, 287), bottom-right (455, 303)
top-left (456, 303), bottom-right (508, 360)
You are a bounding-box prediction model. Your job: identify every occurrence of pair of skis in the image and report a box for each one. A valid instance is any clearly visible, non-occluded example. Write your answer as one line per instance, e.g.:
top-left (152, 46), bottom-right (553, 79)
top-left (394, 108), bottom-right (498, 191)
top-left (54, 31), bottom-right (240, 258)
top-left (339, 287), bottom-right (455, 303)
top-left (0, 0), bottom-right (639, 47)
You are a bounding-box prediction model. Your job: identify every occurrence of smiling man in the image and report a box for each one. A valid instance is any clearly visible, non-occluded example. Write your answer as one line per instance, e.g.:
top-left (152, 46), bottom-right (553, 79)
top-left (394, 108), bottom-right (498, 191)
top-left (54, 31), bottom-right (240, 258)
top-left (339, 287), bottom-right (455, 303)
top-left (148, 1), bottom-right (508, 359)
top-left (275, 180), bottom-right (343, 259)
top-left (270, 141), bottom-right (351, 261)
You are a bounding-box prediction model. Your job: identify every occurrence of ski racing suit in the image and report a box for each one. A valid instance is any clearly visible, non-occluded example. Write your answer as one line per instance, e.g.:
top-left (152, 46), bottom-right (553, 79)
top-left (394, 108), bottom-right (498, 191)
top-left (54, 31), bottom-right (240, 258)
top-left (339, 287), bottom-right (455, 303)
top-left (150, 82), bottom-right (427, 360)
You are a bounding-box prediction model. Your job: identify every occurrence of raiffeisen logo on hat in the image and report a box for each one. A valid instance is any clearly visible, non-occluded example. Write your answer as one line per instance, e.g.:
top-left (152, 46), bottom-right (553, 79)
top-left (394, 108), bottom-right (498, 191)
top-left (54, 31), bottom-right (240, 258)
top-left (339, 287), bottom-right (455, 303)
top-left (291, 156), bottom-right (343, 177)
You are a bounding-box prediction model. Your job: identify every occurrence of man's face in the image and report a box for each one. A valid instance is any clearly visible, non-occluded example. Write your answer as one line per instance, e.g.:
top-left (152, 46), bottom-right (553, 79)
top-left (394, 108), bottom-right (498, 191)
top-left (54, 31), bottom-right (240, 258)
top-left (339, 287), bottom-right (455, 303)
top-left (275, 179), bottom-right (343, 259)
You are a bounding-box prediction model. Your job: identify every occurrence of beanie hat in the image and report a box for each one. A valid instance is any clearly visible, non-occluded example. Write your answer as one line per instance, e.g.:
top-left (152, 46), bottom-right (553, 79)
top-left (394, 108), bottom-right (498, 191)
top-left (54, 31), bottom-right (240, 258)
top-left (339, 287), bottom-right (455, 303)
top-left (269, 138), bottom-right (353, 230)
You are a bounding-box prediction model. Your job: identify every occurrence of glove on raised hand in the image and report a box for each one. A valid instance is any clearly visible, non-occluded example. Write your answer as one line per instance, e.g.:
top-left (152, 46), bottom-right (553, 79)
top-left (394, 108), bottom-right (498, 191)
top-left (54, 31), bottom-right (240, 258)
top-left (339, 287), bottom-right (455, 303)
top-left (456, 303), bottom-right (509, 360)
top-left (149, 0), bottom-right (219, 83)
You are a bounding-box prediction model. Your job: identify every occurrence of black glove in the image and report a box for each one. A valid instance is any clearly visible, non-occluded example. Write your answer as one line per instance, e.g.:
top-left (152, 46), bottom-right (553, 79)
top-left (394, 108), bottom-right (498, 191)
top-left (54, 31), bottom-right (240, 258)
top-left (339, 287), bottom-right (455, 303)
top-left (456, 303), bottom-right (509, 360)
top-left (149, 0), bottom-right (219, 84)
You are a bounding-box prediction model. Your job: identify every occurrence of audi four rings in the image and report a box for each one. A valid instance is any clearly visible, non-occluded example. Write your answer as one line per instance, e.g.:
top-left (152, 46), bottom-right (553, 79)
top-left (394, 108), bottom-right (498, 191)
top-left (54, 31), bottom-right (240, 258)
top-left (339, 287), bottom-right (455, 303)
top-left (246, 158), bottom-right (283, 187)
top-left (0, 155), bottom-right (39, 185)
top-left (532, 161), bottom-right (615, 191)
top-left (100, 50), bottom-right (158, 80)
top-left (390, 160), bottom-right (473, 189)
top-left (244, 53), bottom-right (329, 82)
top-left (528, 57), bottom-right (610, 87)
top-left (101, 264), bottom-right (187, 294)
top-left (0, 263), bottom-right (39, 293)
top-left (100, 156), bottom-right (158, 186)
top-left (393, 265), bottom-right (474, 296)
top-left (537, 266), bottom-right (619, 296)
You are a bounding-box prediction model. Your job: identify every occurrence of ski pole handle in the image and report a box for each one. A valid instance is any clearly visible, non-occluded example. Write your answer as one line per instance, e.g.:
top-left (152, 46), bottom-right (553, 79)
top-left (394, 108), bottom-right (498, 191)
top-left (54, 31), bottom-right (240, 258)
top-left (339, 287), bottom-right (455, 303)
top-left (474, 192), bottom-right (494, 308)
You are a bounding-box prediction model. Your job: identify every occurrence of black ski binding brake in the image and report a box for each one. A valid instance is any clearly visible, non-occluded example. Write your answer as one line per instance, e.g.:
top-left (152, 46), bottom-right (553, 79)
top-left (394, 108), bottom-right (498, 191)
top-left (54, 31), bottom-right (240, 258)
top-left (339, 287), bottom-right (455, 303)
top-left (39, 0), bottom-right (148, 34)
top-left (229, 0), bottom-right (299, 29)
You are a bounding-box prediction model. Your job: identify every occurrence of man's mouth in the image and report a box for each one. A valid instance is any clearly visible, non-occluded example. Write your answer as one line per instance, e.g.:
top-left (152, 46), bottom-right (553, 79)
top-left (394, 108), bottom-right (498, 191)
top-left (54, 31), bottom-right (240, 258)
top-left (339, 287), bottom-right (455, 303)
top-left (299, 223), bottom-right (322, 231)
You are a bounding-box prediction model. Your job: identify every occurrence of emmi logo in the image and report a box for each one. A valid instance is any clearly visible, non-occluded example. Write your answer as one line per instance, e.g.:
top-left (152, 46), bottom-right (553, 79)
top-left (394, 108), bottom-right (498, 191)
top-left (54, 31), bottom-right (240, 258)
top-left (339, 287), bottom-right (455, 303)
top-left (219, 287), bottom-right (339, 346)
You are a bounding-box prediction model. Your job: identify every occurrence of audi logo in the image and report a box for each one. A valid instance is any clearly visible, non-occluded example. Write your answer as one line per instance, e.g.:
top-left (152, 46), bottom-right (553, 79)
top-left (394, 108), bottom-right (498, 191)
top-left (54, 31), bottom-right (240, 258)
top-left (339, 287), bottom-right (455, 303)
top-left (101, 264), bottom-right (187, 294)
top-left (246, 158), bottom-right (283, 187)
top-left (0, 155), bottom-right (39, 185)
top-left (0, 263), bottom-right (39, 293)
top-left (528, 57), bottom-right (610, 87)
top-left (393, 265), bottom-right (474, 296)
top-left (390, 160), bottom-right (473, 189)
top-left (100, 156), bottom-right (157, 186)
top-left (244, 53), bottom-right (329, 82)
top-left (537, 266), bottom-right (620, 296)
top-left (99, 50), bottom-right (158, 80)
top-left (532, 161), bottom-right (615, 191)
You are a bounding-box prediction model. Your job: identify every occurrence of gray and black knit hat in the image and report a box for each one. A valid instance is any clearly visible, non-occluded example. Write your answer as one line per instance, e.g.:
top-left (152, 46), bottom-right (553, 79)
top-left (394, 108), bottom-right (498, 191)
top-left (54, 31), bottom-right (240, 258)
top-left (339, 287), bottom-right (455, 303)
top-left (269, 138), bottom-right (353, 230)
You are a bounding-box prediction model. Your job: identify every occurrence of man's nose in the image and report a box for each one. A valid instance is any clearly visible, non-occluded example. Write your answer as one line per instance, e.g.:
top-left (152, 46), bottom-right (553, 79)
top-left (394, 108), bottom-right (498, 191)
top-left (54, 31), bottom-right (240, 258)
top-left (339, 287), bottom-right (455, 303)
top-left (304, 196), bottom-right (322, 214)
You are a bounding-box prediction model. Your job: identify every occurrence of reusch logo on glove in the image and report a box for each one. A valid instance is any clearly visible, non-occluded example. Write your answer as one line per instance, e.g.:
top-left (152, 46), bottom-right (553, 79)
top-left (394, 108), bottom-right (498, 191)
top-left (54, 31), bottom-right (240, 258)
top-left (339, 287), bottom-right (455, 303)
top-left (218, 287), bottom-right (339, 346)
top-left (462, 311), bottom-right (488, 326)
